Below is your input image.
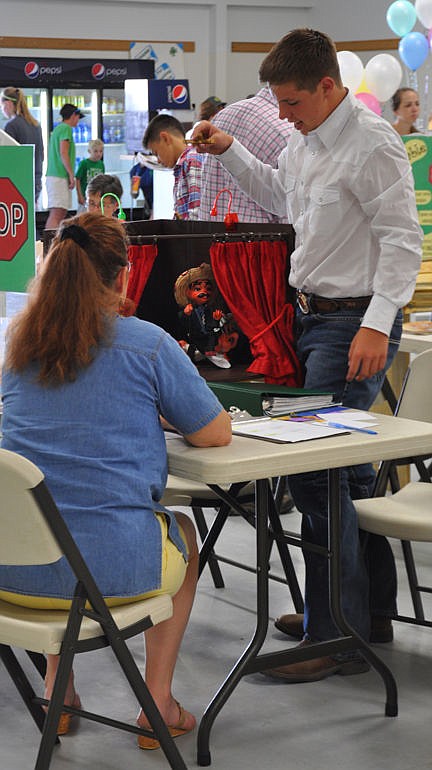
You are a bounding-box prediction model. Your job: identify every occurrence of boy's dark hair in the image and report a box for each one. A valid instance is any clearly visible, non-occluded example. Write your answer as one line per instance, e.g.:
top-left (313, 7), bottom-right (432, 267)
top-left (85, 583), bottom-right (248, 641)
top-left (259, 28), bottom-right (342, 92)
top-left (86, 173), bottom-right (123, 201)
top-left (143, 114), bottom-right (185, 148)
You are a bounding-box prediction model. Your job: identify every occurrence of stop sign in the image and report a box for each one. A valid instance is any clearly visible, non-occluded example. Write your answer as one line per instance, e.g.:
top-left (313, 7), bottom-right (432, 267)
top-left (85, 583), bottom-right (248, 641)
top-left (0, 177), bottom-right (28, 262)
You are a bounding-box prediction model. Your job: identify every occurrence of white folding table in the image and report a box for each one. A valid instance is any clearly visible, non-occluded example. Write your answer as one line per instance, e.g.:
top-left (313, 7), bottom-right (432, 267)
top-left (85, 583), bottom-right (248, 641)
top-left (166, 412), bottom-right (432, 766)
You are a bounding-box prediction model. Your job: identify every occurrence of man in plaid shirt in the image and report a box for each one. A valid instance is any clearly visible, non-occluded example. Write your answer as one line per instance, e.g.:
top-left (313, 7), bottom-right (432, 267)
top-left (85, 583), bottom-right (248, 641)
top-left (143, 114), bottom-right (202, 220)
top-left (198, 86), bottom-right (293, 222)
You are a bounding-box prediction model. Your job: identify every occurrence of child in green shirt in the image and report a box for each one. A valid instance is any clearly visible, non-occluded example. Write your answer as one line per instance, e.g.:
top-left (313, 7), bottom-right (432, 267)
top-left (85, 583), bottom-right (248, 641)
top-left (76, 138), bottom-right (105, 210)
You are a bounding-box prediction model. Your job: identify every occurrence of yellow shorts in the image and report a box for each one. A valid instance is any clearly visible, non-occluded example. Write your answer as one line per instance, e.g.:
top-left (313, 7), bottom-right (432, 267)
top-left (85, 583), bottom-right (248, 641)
top-left (0, 513), bottom-right (188, 610)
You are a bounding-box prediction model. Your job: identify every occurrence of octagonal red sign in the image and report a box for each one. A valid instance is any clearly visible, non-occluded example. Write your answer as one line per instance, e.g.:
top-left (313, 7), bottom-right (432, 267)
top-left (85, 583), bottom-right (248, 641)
top-left (0, 177), bottom-right (28, 262)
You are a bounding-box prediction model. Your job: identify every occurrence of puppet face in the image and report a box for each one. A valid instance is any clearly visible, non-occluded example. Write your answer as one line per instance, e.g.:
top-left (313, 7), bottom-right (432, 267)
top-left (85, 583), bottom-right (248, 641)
top-left (187, 279), bottom-right (214, 305)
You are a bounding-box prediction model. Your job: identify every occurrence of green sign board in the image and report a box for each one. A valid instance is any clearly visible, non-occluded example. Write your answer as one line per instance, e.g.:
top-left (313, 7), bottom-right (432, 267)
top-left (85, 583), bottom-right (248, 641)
top-left (402, 134), bottom-right (432, 260)
top-left (0, 145), bottom-right (35, 291)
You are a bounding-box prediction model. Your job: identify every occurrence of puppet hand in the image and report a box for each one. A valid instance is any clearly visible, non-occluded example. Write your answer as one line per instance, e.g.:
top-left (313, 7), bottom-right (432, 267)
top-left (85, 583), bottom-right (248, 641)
top-left (213, 309), bottom-right (223, 321)
top-left (184, 303), bottom-right (193, 315)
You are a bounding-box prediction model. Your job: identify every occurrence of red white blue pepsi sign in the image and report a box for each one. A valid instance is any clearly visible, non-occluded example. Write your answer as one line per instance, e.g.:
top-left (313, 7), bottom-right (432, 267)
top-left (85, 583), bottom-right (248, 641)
top-left (148, 79), bottom-right (190, 111)
top-left (0, 57), bottom-right (154, 86)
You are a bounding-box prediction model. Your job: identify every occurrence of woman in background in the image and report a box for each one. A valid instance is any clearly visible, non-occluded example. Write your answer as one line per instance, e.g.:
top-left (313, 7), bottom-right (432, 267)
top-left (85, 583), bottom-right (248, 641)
top-left (1, 86), bottom-right (44, 205)
top-left (0, 212), bottom-right (231, 749)
top-left (391, 87), bottom-right (421, 135)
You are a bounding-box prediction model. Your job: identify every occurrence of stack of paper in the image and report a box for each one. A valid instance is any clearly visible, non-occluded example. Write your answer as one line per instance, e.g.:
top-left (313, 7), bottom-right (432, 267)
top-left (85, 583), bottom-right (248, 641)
top-left (262, 393), bottom-right (335, 416)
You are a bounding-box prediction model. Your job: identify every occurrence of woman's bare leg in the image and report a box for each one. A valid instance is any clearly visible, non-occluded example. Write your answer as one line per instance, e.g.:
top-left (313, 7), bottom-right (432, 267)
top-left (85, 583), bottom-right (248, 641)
top-left (138, 512), bottom-right (198, 729)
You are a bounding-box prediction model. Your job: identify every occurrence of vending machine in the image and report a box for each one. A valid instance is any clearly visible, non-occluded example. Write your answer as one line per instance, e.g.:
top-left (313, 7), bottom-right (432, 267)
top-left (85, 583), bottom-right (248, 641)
top-left (0, 56), bottom-right (154, 211)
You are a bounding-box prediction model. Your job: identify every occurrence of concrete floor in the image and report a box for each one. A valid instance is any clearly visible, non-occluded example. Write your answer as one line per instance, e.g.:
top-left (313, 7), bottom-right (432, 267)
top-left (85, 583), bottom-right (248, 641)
top-left (1, 506), bottom-right (432, 770)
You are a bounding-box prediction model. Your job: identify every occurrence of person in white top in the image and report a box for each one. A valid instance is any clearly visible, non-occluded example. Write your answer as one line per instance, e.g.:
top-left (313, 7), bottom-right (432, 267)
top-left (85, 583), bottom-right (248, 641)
top-left (192, 28), bottom-right (423, 683)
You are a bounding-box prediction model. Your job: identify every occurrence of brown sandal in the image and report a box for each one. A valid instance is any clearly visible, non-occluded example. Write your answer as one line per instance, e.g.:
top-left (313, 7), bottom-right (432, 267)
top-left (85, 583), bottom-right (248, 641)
top-left (137, 700), bottom-right (194, 750)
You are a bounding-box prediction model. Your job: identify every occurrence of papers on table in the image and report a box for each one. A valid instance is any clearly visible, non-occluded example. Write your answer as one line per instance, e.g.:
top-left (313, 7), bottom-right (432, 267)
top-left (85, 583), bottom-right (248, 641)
top-left (231, 409), bottom-right (378, 443)
top-left (403, 321), bottom-right (432, 335)
top-left (232, 417), bottom-right (349, 443)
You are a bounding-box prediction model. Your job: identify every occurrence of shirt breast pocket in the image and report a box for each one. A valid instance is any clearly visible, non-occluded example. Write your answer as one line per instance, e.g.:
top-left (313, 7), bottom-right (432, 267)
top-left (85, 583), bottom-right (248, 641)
top-left (308, 184), bottom-right (340, 235)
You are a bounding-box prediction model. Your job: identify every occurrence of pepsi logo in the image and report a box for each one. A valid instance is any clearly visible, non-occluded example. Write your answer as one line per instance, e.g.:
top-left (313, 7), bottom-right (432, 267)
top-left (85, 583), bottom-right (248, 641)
top-left (172, 84), bottom-right (188, 104)
top-left (91, 63), bottom-right (106, 80)
top-left (24, 61), bottom-right (39, 79)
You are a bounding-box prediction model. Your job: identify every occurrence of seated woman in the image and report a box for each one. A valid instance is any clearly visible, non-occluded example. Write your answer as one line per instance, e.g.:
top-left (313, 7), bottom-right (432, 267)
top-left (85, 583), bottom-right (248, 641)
top-left (391, 87), bottom-right (421, 135)
top-left (0, 212), bottom-right (231, 749)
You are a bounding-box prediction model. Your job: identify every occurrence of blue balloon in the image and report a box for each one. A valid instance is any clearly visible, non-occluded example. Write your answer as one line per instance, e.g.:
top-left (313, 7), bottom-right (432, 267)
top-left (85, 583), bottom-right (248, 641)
top-left (398, 31), bottom-right (429, 71)
top-left (387, 1), bottom-right (417, 37)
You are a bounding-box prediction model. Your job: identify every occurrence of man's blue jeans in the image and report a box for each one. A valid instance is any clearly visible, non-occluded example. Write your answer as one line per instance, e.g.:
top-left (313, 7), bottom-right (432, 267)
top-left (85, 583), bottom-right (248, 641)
top-left (287, 306), bottom-right (402, 644)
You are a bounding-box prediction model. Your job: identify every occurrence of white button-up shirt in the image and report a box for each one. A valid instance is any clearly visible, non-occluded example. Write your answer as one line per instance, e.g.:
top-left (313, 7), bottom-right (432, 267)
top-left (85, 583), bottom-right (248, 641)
top-left (218, 91), bottom-right (423, 335)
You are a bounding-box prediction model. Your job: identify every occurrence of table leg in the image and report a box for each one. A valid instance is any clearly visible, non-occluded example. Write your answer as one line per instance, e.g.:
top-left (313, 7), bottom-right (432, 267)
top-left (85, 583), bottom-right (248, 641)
top-left (327, 468), bottom-right (398, 717)
top-left (197, 478), bottom-right (271, 766)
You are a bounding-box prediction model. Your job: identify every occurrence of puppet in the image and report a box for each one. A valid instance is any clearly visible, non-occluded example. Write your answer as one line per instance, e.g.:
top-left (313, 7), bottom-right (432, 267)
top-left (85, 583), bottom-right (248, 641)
top-left (174, 262), bottom-right (239, 367)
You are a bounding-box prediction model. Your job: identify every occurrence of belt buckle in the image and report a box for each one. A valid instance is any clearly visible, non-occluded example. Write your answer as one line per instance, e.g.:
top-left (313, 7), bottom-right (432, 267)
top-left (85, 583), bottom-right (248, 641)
top-left (297, 291), bottom-right (310, 314)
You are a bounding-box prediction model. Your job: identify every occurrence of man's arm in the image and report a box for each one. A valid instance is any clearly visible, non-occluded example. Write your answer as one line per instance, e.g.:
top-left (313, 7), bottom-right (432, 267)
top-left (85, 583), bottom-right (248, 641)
top-left (348, 140), bottom-right (422, 380)
top-left (192, 120), bottom-right (288, 218)
top-left (59, 139), bottom-right (75, 190)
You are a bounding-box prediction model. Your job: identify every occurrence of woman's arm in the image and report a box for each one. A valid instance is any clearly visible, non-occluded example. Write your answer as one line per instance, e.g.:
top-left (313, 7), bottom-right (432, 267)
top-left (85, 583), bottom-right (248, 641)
top-left (183, 409), bottom-right (232, 447)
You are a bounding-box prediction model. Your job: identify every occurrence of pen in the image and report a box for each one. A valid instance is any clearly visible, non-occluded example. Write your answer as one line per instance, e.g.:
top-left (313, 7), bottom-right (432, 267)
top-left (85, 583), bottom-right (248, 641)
top-left (326, 422), bottom-right (378, 435)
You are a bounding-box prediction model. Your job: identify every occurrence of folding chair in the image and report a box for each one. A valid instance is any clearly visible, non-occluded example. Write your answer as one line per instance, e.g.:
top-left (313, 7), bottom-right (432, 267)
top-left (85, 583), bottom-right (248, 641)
top-left (355, 349), bottom-right (432, 628)
top-left (0, 448), bottom-right (188, 770)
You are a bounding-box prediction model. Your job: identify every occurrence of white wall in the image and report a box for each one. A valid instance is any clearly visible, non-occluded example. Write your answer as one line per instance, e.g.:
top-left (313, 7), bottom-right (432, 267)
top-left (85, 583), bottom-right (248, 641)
top-left (0, 0), bottom-right (428, 116)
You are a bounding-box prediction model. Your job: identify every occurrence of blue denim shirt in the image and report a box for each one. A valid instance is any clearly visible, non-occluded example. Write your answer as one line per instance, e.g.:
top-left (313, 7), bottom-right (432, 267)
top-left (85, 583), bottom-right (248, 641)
top-left (0, 316), bottom-right (222, 599)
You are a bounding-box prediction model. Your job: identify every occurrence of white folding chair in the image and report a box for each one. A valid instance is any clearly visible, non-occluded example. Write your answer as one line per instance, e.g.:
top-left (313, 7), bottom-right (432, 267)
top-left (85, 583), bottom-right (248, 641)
top-left (0, 448), bottom-right (188, 770)
top-left (355, 349), bottom-right (432, 627)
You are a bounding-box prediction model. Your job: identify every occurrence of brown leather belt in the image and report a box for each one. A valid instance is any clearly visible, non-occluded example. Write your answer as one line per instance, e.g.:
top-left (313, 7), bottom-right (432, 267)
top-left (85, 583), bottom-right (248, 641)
top-left (297, 291), bottom-right (372, 315)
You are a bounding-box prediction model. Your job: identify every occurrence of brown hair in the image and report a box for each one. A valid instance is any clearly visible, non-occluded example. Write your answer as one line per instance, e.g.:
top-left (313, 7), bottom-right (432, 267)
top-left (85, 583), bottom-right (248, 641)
top-left (6, 212), bottom-right (129, 385)
top-left (1, 86), bottom-right (39, 127)
top-left (259, 28), bottom-right (342, 91)
top-left (391, 87), bottom-right (418, 112)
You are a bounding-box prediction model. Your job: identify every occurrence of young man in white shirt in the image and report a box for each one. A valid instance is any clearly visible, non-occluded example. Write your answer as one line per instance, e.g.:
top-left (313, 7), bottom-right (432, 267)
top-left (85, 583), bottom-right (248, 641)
top-left (192, 28), bottom-right (422, 683)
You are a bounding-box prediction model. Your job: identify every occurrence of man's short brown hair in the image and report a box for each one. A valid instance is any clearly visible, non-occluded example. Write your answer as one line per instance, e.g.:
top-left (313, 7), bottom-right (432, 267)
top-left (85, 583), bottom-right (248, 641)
top-left (259, 28), bottom-right (342, 92)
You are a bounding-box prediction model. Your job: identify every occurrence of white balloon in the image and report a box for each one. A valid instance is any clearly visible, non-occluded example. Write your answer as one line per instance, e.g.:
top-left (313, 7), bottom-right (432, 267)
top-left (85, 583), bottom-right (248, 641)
top-left (415, 0), bottom-right (432, 29)
top-left (337, 50), bottom-right (364, 93)
top-left (365, 54), bottom-right (402, 102)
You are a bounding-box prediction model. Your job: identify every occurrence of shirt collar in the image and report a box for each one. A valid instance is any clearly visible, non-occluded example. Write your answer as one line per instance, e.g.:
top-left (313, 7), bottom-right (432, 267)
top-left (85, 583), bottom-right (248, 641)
top-left (176, 146), bottom-right (193, 167)
top-left (305, 88), bottom-right (353, 152)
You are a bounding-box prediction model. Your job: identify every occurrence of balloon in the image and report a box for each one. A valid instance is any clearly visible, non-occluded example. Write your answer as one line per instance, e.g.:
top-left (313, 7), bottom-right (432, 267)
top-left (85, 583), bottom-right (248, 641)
top-left (364, 54), bottom-right (402, 101)
top-left (337, 50), bottom-right (364, 93)
top-left (356, 75), bottom-right (371, 94)
top-left (398, 31), bottom-right (430, 70)
top-left (386, 0), bottom-right (417, 36)
top-left (415, 0), bottom-right (432, 28)
top-left (356, 92), bottom-right (382, 115)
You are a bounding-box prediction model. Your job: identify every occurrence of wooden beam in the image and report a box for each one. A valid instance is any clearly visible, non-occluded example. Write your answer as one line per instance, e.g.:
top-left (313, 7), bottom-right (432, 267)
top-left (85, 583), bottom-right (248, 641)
top-left (232, 38), bottom-right (398, 54)
top-left (0, 36), bottom-right (195, 53)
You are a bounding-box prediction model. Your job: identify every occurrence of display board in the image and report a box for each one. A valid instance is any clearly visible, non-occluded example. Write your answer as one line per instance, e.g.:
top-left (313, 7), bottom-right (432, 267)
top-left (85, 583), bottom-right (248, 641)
top-left (403, 134), bottom-right (432, 260)
top-left (0, 145), bottom-right (35, 292)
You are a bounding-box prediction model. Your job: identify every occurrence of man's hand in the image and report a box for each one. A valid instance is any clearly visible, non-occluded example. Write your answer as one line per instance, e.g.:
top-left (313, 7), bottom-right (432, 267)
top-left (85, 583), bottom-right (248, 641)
top-left (347, 327), bottom-right (389, 381)
top-left (191, 120), bottom-right (234, 155)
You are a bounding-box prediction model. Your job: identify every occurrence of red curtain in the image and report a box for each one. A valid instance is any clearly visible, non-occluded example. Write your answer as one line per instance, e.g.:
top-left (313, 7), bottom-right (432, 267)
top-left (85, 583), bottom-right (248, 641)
top-left (121, 244), bottom-right (158, 317)
top-left (210, 240), bottom-right (301, 385)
